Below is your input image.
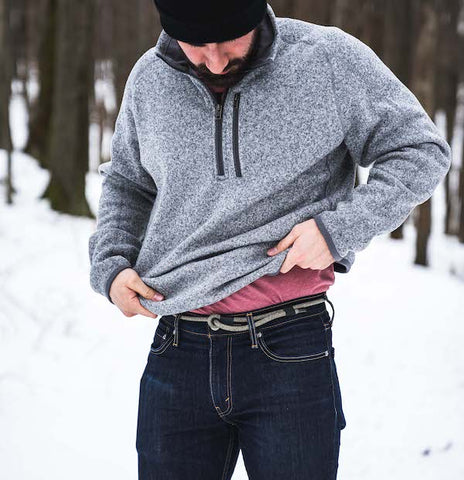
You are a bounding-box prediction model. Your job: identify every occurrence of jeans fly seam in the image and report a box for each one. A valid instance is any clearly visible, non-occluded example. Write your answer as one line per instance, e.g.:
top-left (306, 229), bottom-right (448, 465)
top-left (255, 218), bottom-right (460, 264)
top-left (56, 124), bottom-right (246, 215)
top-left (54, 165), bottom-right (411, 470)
top-left (208, 333), bottom-right (218, 412)
top-left (209, 334), bottom-right (234, 422)
top-left (216, 337), bottom-right (234, 416)
top-left (223, 336), bottom-right (233, 415)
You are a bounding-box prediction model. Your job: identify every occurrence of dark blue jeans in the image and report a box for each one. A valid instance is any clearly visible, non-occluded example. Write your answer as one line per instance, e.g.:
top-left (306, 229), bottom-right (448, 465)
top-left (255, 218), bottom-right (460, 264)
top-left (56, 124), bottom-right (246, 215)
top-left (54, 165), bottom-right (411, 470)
top-left (136, 295), bottom-right (346, 479)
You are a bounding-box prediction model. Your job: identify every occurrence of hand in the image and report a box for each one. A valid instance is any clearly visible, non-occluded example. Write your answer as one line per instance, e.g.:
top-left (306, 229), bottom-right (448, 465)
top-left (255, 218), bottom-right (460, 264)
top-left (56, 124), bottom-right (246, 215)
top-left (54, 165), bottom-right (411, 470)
top-left (109, 268), bottom-right (164, 319)
top-left (266, 219), bottom-right (334, 274)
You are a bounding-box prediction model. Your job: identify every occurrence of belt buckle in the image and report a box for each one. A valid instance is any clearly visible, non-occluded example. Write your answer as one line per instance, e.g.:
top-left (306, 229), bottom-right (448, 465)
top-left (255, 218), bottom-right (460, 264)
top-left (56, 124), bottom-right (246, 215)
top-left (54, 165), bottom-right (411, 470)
top-left (206, 313), bottom-right (222, 331)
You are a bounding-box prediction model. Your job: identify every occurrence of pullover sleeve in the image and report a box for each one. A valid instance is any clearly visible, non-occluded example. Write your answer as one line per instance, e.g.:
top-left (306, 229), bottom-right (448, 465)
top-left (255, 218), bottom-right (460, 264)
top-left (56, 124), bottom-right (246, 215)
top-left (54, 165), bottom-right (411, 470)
top-left (313, 27), bottom-right (452, 263)
top-left (88, 69), bottom-right (157, 304)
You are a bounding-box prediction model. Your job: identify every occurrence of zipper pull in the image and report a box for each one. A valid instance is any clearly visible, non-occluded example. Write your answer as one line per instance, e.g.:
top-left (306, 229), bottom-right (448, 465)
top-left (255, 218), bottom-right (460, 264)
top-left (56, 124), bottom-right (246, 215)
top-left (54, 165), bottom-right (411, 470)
top-left (215, 103), bottom-right (223, 120)
top-left (233, 92), bottom-right (241, 108)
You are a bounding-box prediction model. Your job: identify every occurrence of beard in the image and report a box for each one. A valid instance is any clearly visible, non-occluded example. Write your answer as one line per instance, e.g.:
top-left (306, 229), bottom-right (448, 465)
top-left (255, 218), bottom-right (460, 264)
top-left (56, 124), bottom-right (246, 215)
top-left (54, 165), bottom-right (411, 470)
top-left (182, 27), bottom-right (261, 89)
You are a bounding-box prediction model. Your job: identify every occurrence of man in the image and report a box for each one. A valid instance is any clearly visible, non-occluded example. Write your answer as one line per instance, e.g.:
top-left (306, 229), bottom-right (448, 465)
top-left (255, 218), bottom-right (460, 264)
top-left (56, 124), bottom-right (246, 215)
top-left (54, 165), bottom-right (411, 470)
top-left (88, 1), bottom-right (452, 478)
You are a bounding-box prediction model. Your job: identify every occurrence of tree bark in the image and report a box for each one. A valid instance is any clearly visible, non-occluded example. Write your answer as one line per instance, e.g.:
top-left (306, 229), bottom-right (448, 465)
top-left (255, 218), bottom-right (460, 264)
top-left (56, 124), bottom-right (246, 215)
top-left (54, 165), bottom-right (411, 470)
top-left (42, 0), bottom-right (94, 216)
top-left (409, 0), bottom-right (439, 267)
top-left (0, 0), bottom-right (14, 204)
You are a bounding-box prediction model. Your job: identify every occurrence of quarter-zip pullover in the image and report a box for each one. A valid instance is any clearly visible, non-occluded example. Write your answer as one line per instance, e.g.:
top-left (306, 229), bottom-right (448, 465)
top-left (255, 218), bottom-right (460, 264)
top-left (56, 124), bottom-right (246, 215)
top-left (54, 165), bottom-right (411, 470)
top-left (88, 3), bottom-right (452, 316)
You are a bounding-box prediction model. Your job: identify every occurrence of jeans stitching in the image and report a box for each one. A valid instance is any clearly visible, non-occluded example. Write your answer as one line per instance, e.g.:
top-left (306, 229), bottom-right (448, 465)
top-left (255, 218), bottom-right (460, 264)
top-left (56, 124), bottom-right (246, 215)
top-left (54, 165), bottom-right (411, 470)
top-left (257, 334), bottom-right (329, 363)
top-left (149, 334), bottom-right (174, 355)
top-left (217, 411), bottom-right (237, 426)
top-left (224, 337), bottom-right (234, 415)
top-left (320, 315), bottom-right (339, 477)
top-left (216, 337), bottom-right (234, 416)
top-left (209, 335), bottom-right (235, 424)
top-left (221, 426), bottom-right (234, 480)
top-left (208, 333), bottom-right (219, 413)
top-left (259, 310), bottom-right (327, 332)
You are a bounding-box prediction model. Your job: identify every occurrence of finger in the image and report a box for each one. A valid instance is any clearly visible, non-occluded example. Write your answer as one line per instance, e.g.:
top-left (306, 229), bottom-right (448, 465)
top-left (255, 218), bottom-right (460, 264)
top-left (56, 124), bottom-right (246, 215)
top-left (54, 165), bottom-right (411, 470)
top-left (267, 228), bottom-right (298, 255)
top-left (279, 247), bottom-right (298, 274)
top-left (123, 294), bottom-right (159, 319)
top-left (134, 303), bottom-right (159, 319)
top-left (128, 274), bottom-right (164, 301)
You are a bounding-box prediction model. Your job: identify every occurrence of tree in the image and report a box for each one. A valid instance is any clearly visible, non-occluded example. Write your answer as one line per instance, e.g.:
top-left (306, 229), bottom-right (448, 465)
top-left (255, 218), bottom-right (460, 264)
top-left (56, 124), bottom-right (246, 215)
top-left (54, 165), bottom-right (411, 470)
top-left (0, 0), bottom-right (14, 204)
top-left (409, 0), bottom-right (440, 267)
top-left (42, 0), bottom-right (95, 215)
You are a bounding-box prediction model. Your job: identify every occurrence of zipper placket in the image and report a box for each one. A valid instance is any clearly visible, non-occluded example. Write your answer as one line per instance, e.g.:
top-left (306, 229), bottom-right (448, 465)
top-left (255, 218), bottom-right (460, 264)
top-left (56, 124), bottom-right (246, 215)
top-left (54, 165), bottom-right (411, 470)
top-left (203, 86), bottom-right (243, 179)
top-left (232, 92), bottom-right (242, 177)
top-left (154, 51), bottom-right (249, 179)
top-left (214, 94), bottom-right (226, 177)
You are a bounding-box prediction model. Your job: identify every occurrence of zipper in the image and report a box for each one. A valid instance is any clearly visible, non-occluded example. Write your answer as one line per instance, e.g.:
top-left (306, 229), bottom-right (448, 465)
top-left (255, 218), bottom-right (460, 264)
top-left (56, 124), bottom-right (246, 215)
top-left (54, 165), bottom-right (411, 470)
top-left (214, 95), bottom-right (226, 177)
top-left (154, 51), bottom-right (247, 179)
top-left (232, 92), bottom-right (242, 177)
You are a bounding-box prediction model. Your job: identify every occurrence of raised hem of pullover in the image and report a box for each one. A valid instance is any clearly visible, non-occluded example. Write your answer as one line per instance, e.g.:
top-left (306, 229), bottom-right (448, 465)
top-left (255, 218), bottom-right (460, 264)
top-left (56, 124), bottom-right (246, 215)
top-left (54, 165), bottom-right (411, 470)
top-left (138, 247), bottom-right (289, 316)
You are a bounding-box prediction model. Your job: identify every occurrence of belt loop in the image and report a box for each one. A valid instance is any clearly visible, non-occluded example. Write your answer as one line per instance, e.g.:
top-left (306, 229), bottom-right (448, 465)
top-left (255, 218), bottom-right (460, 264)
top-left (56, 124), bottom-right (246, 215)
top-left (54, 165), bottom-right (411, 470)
top-left (246, 312), bottom-right (258, 349)
top-left (323, 294), bottom-right (335, 328)
top-left (172, 314), bottom-right (181, 347)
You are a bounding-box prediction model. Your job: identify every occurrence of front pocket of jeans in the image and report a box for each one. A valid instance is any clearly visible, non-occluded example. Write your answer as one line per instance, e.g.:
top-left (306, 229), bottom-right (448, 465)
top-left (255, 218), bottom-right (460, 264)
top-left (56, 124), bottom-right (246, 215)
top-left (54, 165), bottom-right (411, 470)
top-left (256, 314), bottom-right (329, 363)
top-left (149, 323), bottom-right (174, 356)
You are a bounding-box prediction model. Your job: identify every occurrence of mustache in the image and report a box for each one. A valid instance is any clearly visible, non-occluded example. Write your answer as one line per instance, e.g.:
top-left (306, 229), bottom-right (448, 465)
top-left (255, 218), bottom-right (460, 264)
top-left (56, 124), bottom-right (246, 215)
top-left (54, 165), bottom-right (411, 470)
top-left (188, 28), bottom-right (260, 79)
top-left (194, 59), bottom-right (243, 76)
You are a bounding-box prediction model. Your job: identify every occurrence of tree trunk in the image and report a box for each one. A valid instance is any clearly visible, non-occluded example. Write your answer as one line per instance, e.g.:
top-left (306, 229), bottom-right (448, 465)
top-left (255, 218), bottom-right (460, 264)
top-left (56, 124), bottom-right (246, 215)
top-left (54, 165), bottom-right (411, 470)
top-left (409, 0), bottom-right (439, 267)
top-left (23, 0), bottom-right (56, 169)
top-left (385, 0), bottom-right (415, 240)
top-left (42, 0), bottom-right (94, 216)
top-left (435, 0), bottom-right (460, 236)
top-left (0, 0), bottom-right (14, 205)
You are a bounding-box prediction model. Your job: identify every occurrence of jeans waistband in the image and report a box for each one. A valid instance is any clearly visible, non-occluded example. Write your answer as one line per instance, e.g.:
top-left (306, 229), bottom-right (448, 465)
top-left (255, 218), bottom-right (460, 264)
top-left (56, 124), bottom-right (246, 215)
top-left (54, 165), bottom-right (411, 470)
top-left (185, 291), bottom-right (329, 320)
top-left (162, 291), bottom-right (334, 347)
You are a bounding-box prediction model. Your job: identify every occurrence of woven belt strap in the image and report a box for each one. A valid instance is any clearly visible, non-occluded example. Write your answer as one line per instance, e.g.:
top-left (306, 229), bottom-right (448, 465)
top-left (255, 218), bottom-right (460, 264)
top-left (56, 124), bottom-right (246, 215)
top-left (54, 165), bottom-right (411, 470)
top-left (176, 296), bottom-right (328, 332)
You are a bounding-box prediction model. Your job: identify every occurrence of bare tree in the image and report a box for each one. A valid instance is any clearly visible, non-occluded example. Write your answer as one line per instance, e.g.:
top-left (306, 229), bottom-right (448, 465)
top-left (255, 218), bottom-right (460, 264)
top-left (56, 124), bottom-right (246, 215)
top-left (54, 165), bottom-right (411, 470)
top-left (0, 0), bottom-right (14, 204)
top-left (385, 0), bottom-right (415, 240)
top-left (24, 0), bottom-right (56, 168)
top-left (42, 0), bottom-right (94, 215)
top-left (409, 0), bottom-right (440, 267)
top-left (435, 0), bottom-right (461, 236)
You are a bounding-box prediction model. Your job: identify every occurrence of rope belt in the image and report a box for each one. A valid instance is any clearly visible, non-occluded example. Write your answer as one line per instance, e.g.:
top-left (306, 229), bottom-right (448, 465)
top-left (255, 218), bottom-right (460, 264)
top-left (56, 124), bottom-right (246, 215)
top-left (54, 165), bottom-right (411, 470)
top-left (169, 293), bottom-right (335, 348)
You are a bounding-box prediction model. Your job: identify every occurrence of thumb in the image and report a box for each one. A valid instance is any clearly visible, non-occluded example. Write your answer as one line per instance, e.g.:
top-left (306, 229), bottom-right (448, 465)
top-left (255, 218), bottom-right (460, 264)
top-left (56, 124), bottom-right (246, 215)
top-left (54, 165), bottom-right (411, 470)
top-left (267, 228), bottom-right (298, 256)
top-left (130, 273), bottom-right (164, 301)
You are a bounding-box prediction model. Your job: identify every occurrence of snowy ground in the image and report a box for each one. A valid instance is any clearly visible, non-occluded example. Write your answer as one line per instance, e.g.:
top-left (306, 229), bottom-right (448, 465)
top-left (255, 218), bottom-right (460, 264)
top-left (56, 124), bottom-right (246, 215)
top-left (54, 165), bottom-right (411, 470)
top-left (1, 84), bottom-right (463, 479)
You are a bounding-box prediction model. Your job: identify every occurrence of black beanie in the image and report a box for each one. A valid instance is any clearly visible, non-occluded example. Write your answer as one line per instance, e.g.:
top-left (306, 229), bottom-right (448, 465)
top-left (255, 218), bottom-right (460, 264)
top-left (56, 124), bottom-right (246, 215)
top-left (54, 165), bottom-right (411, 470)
top-left (153, 0), bottom-right (267, 44)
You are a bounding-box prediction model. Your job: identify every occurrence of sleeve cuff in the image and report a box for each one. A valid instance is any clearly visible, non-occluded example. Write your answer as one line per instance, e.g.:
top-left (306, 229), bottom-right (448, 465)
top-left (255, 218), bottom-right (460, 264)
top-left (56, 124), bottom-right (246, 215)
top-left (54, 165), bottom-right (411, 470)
top-left (104, 264), bottom-right (132, 304)
top-left (89, 254), bottom-right (132, 304)
top-left (313, 213), bottom-right (344, 262)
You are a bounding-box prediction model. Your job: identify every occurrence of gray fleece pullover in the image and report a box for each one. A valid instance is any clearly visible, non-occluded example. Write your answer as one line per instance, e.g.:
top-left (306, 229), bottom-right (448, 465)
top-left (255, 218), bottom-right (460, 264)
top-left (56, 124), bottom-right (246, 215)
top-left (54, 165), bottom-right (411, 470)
top-left (88, 3), bottom-right (452, 316)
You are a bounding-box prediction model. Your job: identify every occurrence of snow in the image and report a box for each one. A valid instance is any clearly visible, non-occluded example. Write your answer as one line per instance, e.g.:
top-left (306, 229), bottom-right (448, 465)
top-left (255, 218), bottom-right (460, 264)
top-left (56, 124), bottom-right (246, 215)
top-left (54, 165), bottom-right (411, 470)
top-left (1, 80), bottom-right (463, 479)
